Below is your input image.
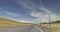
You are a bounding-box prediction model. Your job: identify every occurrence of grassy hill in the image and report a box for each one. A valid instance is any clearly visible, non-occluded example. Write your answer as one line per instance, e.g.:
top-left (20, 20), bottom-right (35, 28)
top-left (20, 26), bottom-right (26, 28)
top-left (0, 18), bottom-right (31, 28)
top-left (39, 21), bottom-right (60, 32)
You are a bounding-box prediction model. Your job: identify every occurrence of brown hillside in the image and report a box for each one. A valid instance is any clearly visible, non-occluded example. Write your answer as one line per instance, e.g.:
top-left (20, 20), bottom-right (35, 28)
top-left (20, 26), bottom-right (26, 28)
top-left (0, 18), bottom-right (31, 28)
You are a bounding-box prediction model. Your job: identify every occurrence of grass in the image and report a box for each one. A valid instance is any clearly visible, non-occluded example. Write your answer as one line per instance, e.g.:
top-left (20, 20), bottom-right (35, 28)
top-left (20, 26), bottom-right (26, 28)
top-left (0, 18), bottom-right (31, 28)
top-left (39, 23), bottom-right (60, 32)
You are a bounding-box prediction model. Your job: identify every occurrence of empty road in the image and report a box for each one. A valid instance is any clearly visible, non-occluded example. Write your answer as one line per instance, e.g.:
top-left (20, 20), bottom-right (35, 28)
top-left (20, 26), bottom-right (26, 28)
top-left (0, 25), bottom-right (49, 32)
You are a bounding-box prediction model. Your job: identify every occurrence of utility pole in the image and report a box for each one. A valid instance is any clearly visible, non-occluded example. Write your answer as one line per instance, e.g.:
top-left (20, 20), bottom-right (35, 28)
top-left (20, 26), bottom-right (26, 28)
top-left (49, 13), bottom-right (50, 24)
top-left (48, 13), bottom-right (52, 32)
top-left (40, 18), bottom-right (41, 26)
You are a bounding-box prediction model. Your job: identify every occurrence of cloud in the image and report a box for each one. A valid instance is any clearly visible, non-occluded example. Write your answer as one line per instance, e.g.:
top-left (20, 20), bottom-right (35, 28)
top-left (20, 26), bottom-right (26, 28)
top-left (17, 0), bottom-right (41, 11)
top-left (4, 11), bottom-right (20, 16)
top-left (0, 0), bottom-right (60, 23)
top-left (17, 0), bottom-right (50, 13)
top-left (30, 11), bottom-right (60, 23)
top-left (16, 0), bottom-right (60, 23)
top-left (0, 11), bottom-right (21, 17)
top-left (5, 18), bottom-right (36, 23)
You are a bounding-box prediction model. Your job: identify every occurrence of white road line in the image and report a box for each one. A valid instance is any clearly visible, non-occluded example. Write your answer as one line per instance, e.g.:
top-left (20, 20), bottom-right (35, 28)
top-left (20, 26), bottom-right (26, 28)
top-left (36, 26), bottom-right (44, 32)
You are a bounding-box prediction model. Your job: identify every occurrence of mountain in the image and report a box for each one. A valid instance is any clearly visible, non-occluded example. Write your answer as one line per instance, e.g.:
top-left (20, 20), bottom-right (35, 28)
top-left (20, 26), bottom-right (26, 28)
top-left (0, 18), bottom-right (31, 28)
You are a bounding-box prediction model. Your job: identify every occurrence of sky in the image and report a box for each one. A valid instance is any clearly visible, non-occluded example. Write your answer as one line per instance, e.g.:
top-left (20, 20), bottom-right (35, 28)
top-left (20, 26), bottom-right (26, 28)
top-left (0, 0), bottom-right (60, 23)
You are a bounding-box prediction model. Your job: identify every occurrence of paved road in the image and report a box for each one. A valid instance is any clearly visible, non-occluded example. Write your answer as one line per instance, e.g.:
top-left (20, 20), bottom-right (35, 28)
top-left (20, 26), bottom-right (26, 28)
top-left (37, 25), bottom-right (52, 32)
top-left (0, 25), bottom-right (44, 32)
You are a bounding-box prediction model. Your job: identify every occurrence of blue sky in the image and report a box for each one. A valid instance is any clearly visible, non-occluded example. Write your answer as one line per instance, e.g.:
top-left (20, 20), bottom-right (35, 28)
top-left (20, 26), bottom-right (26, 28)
top-left (0, 0), bottom-right (60, 23)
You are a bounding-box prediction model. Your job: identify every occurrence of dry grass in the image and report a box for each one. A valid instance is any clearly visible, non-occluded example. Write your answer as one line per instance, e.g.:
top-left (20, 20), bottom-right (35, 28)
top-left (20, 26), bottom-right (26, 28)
top-left (0, 18), bottom-right (31, 28)
top-left (39, 23), bottom-right (60, 32)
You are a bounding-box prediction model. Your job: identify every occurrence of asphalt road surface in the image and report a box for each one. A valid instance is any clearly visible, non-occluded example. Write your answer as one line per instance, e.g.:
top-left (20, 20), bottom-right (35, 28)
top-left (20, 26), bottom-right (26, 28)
top-left (0, 25), bottom-right (48, 32)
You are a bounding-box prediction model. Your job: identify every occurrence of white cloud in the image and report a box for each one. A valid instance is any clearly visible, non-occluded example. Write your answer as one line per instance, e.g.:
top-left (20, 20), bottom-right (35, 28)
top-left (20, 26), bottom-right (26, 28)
top-left (0, 0), bottom-right (59, 23)
top-left (5, 17), bottom-right (36, 23)
top-left (0, 11), bottom-right (21, 17)
top-left (30, 11), bottom-right (60, 23)
top-left (17, 0), bottom-right (39, 11)
top-left (4, 12), bottom-right (20, 16)
top-left (17, 0), bottom-right (60, 23)
top-left (17, 0), bottom-right (51, 13)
